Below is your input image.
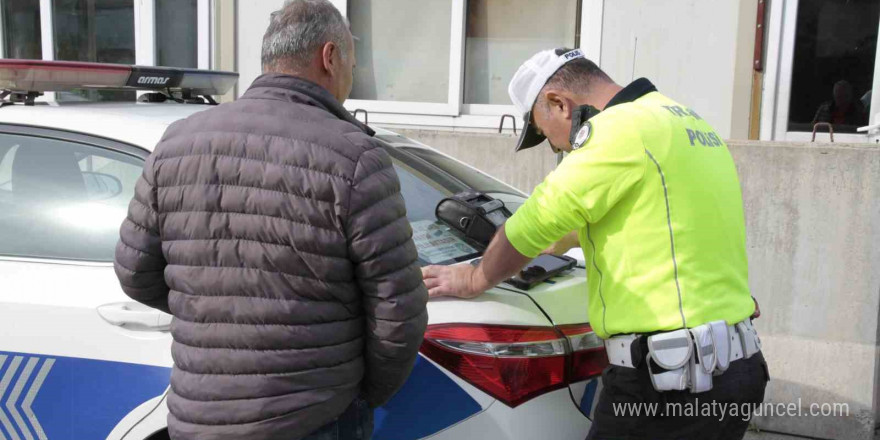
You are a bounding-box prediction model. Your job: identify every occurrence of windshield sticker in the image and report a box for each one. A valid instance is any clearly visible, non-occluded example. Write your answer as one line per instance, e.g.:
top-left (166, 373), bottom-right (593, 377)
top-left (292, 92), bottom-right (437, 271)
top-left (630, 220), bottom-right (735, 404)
top-left (410, 220), bottom-right (478, 264)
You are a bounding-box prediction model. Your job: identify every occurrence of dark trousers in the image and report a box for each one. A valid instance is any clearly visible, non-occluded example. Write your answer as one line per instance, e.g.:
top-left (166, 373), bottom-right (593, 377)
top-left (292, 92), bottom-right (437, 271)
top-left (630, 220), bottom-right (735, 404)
top-left (586, 352), bottom-right (769, 440)
top-left (302, 398), bottom-right (374, 440)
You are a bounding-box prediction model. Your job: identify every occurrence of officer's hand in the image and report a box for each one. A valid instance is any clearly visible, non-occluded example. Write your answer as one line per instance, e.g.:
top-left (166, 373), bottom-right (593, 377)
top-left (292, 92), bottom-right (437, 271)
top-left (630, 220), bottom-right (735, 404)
top-left (421, 264), bottom-right (482, 299)
top-left (751, 296), bottom-right (761, 319)
top-left (542, 231), bottom-right (580, 256)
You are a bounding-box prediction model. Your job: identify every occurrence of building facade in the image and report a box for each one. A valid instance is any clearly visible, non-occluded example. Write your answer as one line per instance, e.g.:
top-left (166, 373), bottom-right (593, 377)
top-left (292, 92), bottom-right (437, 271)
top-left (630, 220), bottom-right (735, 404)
top-left (2, 0), bottom-right (876, 143)
top-left (228, 0), bottom-right (880, 145)
top-left (1, 1), bottom-right (880, 438)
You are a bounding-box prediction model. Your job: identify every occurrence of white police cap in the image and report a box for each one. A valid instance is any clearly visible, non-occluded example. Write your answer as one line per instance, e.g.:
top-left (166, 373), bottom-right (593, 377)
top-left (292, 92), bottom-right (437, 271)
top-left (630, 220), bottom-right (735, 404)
top-left (508, 48), bottom-right (586, 151)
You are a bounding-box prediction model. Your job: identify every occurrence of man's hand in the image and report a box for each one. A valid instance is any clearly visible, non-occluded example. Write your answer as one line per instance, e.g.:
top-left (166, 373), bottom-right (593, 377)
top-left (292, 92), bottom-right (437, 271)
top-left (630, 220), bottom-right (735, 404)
top-left (422, 264), bottom-right (482, 299)
top-left (751, 296), bottom-right (761, 319)
top-left (422, 225), bottom-right (534, 300)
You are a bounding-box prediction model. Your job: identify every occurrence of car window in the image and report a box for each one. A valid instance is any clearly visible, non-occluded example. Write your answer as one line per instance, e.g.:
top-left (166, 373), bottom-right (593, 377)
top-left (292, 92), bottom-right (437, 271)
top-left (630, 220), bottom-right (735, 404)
top-left (386, 145), bottom-right (527, 265)
top-left (0, 133), bottom-right (143, 261)
top-left (0, 144), bottom-right (18, 200)
top-left (397, 146), bottom-right (524, 197)
top-left (392, 161), bottom-right (481, 265)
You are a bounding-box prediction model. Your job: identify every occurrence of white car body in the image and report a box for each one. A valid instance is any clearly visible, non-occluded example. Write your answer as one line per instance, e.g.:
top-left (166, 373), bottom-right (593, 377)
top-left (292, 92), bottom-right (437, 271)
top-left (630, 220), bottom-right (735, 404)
top-left (0, 101), bottom-right (601, 440)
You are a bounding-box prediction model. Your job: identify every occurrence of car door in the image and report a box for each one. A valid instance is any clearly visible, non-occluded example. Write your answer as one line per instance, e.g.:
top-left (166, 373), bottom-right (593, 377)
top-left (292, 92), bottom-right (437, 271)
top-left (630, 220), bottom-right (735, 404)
top-left (0, 125), bottom-right (172, 440)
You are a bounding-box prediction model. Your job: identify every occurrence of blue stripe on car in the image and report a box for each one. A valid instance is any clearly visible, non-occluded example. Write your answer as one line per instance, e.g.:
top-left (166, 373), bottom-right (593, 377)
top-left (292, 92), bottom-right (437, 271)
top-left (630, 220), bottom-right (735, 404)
top-left (0, 351), bottom-right (480, 440)
top-left (580, 379), bottom-right (598, 418)
top-left (374, 355), bottom-right (482, 439)
top-left (0, 350), bottom-right (170, 440)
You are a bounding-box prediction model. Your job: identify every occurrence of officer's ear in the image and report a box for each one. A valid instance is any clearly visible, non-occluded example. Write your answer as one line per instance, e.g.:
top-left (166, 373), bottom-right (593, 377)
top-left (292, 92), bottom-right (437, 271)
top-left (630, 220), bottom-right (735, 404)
top-left (544, 91), bottom-right (573, 121)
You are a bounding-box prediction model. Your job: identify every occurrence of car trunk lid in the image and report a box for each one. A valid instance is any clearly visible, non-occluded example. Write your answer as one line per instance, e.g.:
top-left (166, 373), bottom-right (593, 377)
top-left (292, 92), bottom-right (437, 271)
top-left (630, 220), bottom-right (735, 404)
top-left (496, 257), bottom-right (608, 419)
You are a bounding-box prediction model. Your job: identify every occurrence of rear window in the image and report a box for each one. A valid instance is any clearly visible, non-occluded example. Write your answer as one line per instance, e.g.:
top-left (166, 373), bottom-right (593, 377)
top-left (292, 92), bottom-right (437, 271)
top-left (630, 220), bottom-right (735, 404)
top-left (385, 145), bottom-right (524, 265)
top-left (392, 160), bottom-right (480, 265)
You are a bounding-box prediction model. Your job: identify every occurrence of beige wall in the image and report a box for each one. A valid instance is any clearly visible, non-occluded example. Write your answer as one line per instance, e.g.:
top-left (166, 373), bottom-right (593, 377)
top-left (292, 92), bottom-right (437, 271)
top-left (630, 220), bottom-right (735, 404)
top-left (599, 0), bottom-right (757, 140)
top-left (234, 0), bottom-right (286, 96)
top-left (212, 0), bottom-right (237, 102)
top-left (732, 0), bottom-right (758, 139)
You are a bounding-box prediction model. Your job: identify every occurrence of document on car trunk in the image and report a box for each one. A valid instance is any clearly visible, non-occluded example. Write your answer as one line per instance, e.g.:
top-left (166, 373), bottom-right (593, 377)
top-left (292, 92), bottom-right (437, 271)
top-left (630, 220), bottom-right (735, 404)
top-left (411, 220), bottom-right (479, 264)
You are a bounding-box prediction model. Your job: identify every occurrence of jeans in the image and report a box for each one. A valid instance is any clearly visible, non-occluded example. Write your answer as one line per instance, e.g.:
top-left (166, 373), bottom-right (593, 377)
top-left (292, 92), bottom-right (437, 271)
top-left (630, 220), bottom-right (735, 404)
top-left (302, 398), bottom-right (374, 440)
top-left (586, 352), bottom-right (769, 440)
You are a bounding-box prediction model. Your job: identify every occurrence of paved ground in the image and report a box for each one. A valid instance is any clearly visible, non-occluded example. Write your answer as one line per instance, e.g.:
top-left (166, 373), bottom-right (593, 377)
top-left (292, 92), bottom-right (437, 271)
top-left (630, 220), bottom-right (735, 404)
top-left (743, 431), bottom-right (812, 440)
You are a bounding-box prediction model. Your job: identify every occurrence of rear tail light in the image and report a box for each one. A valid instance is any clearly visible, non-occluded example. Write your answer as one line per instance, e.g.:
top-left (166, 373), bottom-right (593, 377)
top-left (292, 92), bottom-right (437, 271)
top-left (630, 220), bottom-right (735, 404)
top-left (558, 324), bottom-right (609, 382)
top-left (420, 323), bottom-right (609, 408)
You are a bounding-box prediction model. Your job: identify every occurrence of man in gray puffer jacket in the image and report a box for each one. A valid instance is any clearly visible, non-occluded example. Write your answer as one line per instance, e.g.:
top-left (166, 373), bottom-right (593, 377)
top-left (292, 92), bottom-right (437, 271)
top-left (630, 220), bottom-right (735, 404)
top-left (113, 1), bottom-right (428, 439)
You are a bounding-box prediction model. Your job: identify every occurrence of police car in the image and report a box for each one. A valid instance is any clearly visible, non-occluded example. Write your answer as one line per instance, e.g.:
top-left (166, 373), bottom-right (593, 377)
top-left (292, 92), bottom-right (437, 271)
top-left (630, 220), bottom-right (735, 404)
top-left (0, 60), bottom-right (607, 440)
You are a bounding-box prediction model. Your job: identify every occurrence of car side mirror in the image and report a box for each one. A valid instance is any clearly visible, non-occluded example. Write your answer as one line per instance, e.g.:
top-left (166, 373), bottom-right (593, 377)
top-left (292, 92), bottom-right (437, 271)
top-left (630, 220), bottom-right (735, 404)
top-left (82, 171), bottom-right (123, 200)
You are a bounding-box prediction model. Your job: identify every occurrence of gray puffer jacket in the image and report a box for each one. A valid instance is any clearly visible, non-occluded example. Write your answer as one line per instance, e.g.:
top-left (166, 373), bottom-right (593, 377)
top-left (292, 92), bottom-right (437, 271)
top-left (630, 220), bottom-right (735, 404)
top-left (114, 74), bottom-right (428, 440)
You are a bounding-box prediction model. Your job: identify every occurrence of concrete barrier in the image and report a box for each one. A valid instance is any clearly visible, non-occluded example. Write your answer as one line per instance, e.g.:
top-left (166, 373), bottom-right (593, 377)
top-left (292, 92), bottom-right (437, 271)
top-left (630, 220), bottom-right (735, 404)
top-left (394, 128), bottom-right (880, 439)
top-left (729, 140), bottom-right (880, 440)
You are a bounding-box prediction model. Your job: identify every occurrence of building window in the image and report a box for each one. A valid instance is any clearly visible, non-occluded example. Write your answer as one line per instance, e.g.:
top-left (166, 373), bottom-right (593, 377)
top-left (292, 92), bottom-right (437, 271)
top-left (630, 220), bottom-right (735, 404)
top-left (0, 0), bottom-right (211, 101)
top-left (1, 0), bottom-right (42, 59)
top-left (53, 0), bottom-right (135, 64)
top-left (156, 0), bottom-right (198, 68)
top-left (348, 0), bottom-right (453, 104)
top-left (54, 0), bottom-right (136, 101)
top-left (787, 0), bottom-right (877, 135)
top-left (464, 0), bottom-right (578, 106)
top-left (341, 0), bottom-right (597, 128)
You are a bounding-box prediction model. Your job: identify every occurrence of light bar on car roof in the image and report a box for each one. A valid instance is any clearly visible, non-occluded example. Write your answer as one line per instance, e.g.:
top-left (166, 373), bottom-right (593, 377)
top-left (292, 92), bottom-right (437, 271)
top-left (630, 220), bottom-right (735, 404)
top-left (0, 60), bottom-right (237, 96)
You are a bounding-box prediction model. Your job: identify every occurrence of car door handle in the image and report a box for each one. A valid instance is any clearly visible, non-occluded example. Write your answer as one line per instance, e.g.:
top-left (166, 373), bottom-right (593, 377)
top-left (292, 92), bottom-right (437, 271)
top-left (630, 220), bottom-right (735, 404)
top-left (97, 302), bottom-right (172, 331)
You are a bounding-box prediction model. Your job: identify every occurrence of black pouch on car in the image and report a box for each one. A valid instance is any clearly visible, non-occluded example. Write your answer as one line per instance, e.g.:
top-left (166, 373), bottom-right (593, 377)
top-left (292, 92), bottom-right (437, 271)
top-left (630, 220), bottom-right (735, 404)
top-left (435, 190), bottom-right (512, 247)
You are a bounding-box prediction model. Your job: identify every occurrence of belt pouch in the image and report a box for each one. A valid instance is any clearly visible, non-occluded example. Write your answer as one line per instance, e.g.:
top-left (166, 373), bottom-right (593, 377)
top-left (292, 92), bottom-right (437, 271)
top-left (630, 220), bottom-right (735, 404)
top-left (647, 356), bottom-right (690, 392)
top-left (736, 319), bottom-right (761, 359)
top-left (646, 329), bottom-right (692, 392)
top-left (690, 324), bottom-right (717, 374)
top-left (688, 325), bottom-right (714, 393)
top-left (708, 320), bottom-right (731, 375)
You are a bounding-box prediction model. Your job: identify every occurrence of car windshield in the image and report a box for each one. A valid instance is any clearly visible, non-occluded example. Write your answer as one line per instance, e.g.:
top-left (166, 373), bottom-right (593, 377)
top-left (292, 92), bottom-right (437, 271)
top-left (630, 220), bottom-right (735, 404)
top-left (383, 143), bottom-right (526, 266)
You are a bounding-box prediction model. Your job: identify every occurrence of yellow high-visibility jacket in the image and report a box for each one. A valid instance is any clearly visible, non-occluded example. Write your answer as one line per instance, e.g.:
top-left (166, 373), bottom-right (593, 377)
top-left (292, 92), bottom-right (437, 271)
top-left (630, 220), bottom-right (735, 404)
top-left (506, 79), bottom-right (755, 339)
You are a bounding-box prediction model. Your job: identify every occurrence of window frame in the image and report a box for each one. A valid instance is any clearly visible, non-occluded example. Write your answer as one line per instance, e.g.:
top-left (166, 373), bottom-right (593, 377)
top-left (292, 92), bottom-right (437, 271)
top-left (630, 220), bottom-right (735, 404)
top-left (344, 0), bottom-right (466, 117)
top-left (0, 123), bottom-right (149, 266)
top-left (760, 0), bottom-right (880, 143)
top-left (135, 0), bottom-right (211, 68)
top-left (459, 0), bottom-right (602, 118)
top-left (0, 0), bottom-right (45, 60)
top-left (343, 0), bottom-right (604, 129)
top-left (138, 0), bottom-right (210, 69)
top-left (0, 0), bottom-right (212, 101)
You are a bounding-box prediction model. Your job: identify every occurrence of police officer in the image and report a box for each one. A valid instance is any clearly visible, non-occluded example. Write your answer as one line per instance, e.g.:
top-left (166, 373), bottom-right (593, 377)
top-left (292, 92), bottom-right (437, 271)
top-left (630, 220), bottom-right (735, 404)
top-left (422, 48), bottom-right (768, 439)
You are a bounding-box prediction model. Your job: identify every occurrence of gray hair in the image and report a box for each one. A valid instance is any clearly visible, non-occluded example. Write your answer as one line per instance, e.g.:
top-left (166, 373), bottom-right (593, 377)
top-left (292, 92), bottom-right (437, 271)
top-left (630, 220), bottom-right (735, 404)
top-left (538, 47), bottom-right (611, 109)
top-left (261, 0), bottom-right (351, 71)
